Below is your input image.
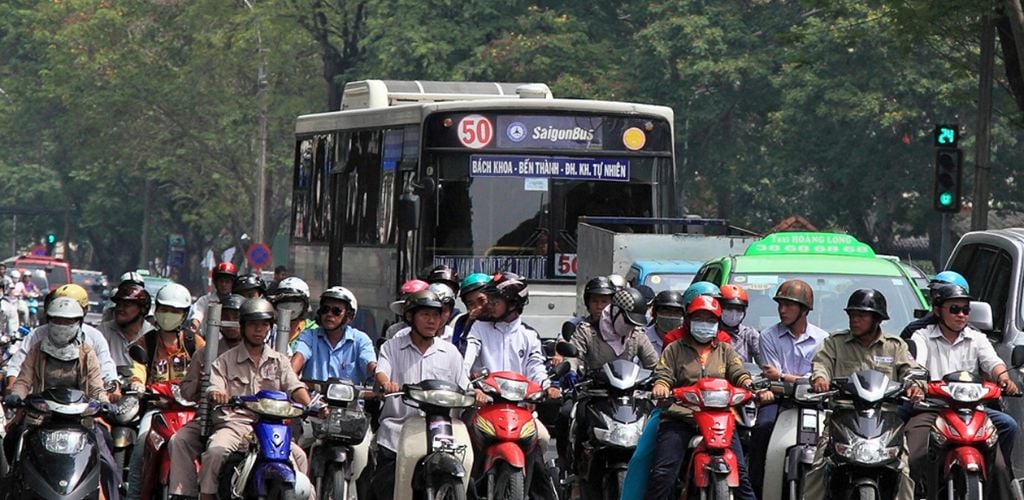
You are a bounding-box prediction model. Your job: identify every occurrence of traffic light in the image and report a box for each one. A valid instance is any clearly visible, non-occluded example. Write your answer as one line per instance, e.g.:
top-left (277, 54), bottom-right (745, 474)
top-left (45, 232), bottom-right (56, 256)
top-left (934, 124), bottom-right (959, 147)
top-left (934, 148), bottom-right (962, 212)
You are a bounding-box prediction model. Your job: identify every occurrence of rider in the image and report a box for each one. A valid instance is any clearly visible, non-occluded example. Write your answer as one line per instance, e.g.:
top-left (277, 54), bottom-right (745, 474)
top-left (646, 290), bottom-right (686, 355)
top-left (97, 281), bottom-right (156, 374)
top-left (748, 279), bottom-right (826, 492)
top-left (717, 284), bottom-right (761, 364)
top-left (0, 277), bottom-right (19, 335)
top-left (139, 283), bottom-right (204, 384)
top-left (661, 281), bottom-right (729, 347)
top-left (906, 283), bottom-right (1019, 500)
top-left (371, 289), bottom-right (469, 500)
top-left (645, 296), bottom-right (766, 500)
top-left (189, 261), bottom-right (237, 334)
top-left (168, 298), bottom-right (313, 500)
top-left (232, 272), bottom-right (266, 300)
top-left (423, 264), bottom-right (460, 299)
top-left (101, 271), bottom-right (148, 322)
top-left (266, 276), bottom-right (316, 352)
top-left (899, 270), bottom-right (969, 339)
top-left (179, 293), bottom-right (246, 402)
top-left (383, 279), bottom-right (430, 340)
top-left (290, 286), bottom-right (377, 382)
top-left (804, 289), bottom-right (922, 500)
top-left (576, 276), bottom-right (617, 329)
top-left (568, 286), bottom-right (659, 373)
top-left (12, 269), bottom-right (39, 326)
top-left (450, 272), bottom-right (491, 353)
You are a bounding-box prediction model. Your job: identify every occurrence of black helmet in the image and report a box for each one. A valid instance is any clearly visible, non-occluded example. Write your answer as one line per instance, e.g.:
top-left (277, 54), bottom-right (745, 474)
top-left (612, 287), bottom-right (648, 327)
top-left (844, 289), bottom-right (889, 320)
top-left (584, 277), bottom-right (615, 298)
top-left (239, 298), bottom-right (275, 323)
top-left (404, 290), bottom-right (444, 315)
top-left (483, 272), bottom-right (529, 313)
top-left (424, 264), bottom-right (460, 294)
top-left (932, 284), bottom-right (972, 306)
top-left (652, 290), bottom-right (686, 311)
top-left (233, 273), bottom-right (266, 295)
top-left (221, 294), bottom-right (246, 312)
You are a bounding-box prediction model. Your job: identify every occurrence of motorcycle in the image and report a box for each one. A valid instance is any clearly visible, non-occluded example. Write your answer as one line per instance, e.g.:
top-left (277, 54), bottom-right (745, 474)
top-left (670, 377), bottom-right (752, 499)
top-left (760, 378), bottom-right (826, 500)
top-left (2, 387), bottom-right (107, 499)
top-left (734, 364), bottom-right (764, 458)
top-left (217, 390), bottom-right (314, 500)
top-left (303, 379), bottom-right (373, 500)
top-left (138, 381), bottom-right (196, 500)
top-left (108, 367), bottom-right (142, 491)
top-left (393, 379), bottom-right (476, 500)
top-left (470, 370), bottom-right (549, 500)
top-left (566, 359), bottom-right (653, 500)
top-left (822, 369), bottom-right (908, 500)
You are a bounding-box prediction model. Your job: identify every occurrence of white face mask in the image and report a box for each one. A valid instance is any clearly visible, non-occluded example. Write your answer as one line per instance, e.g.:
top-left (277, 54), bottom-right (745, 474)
top-left (721, 309), bottom-right (746, 328)
top-left (155, 311), bottom-right (185, 331)
top-left (277, 302), bottom-right (304, 315)
top-left (48, 323), bottom-right (80, 346)
top-left (690, 320), bottom-right (719, 343)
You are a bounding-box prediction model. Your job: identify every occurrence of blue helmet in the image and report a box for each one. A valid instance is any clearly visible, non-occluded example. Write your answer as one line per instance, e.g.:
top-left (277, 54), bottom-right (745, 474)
top-left (931, 271), bottom-right (969, 294)
top-left (681, 281), bottom-right (721, 308)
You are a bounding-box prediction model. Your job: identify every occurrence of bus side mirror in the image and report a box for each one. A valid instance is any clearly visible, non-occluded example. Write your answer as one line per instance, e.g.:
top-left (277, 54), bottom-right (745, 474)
top-left (397, 191), bottom-right (420, 231)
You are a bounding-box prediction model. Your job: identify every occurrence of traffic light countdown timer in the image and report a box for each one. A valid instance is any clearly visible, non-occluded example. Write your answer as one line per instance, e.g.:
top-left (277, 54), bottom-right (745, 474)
top-left (933, 124), bottom-right (962, 213)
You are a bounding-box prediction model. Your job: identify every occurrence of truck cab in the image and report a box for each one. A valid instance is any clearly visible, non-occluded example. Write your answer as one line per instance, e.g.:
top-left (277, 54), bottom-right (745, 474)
top-left (625, 260), bottom-right (703, 293)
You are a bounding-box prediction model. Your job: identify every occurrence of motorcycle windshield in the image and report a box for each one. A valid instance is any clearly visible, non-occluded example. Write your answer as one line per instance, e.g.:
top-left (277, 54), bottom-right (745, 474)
top-left (829, 407), bottom-right (903, 444)
top-left (25, 426), bottom-right (97, 495)
top-left (589, 395), bottom-right (651, 425)
top-left (601, 359), bottom-right (651, 391)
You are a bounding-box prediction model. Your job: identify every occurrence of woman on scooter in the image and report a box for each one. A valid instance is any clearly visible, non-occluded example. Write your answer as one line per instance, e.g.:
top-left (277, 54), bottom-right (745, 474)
top-left (645, 296), bottom-right (770, 500)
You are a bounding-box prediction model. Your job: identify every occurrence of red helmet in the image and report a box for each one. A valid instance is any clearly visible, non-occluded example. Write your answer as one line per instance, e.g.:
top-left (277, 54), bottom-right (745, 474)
top-left (214, 262), bottom-right (238, 279)
top-left (718, 284), bottom-right (749, 307)
top-left (686, 295), bottom-right (722, 318)
top-left (111, 282), bottom-right (152, 309)
top-left (400, 279), bottom-right (429, 295)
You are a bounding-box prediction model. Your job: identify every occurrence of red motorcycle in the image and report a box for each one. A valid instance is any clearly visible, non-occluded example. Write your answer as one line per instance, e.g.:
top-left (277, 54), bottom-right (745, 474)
top-left (922, 371), bottom-right (1004, 500)
top-left (469, 370), bottom-right (547, 499)
top-left (139, 381), bottom-right (197, 499)
top-left (671, 377), bottom-right (752, 499)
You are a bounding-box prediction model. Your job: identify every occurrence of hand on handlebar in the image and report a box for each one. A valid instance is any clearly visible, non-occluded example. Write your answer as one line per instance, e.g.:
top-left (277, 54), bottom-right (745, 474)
top-left (905, 384), bottom-right (925, 404)
top-left (754, 389), bottom-right (774, 405)
top-left (474, 388), bottom-right (490, 407)
top-left (652, 384), bottom-right (669, 400)
top-left (811, 377), bottom-right (830, 394)
top-left (381, 381), bottom-right (401, 395)
top-left (209, 391), bottom-right (229, 405)
top-left (1001, 378), bottom-right (1020, 396)
top-left (546, 387), bottom-right (561, 401)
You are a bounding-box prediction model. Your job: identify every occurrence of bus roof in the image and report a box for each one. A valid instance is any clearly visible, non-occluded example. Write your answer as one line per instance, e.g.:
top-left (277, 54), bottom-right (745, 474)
top-left (295, 98), bottom-right (675, 136)
top-left (341, 80), bottom-right (553, 109)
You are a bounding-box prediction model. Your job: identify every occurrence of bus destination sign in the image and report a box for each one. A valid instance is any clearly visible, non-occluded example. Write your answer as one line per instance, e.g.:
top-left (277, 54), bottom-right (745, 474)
top-left (496, 116), bottom-right (603, 149)
top-left (469, 155), bottom-right (630, 182)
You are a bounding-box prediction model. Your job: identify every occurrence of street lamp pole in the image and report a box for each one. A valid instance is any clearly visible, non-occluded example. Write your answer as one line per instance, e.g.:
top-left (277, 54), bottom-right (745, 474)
top-left (243, 0), bottom-right (268, 245)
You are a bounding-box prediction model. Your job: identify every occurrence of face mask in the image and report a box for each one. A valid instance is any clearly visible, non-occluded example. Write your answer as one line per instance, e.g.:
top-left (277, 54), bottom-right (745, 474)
top-left (721, 309), bottom-right (746, 328)
top-left (277, 302), bottom-right (304, 315)
top-left (155, 311), bottom-right (185, 331)
top-left (612, 309), bottom-right (634, 337)
top-left (48, 323), bottom-right (80, 346)
top-left (656, 315), bottom-right (683, 333)
top-left (690, 320), bottom-right (719, 343)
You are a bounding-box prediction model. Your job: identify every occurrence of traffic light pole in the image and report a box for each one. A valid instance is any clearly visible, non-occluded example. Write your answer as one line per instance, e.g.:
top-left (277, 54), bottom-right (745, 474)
top-left (940, 212), bottom-right (952, 269)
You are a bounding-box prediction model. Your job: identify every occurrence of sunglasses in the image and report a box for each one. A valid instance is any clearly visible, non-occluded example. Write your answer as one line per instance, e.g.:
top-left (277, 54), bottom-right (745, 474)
top-left (946, 304), bottom-right (971, 316)
top-left (317, 305), bottom-right (346, 316)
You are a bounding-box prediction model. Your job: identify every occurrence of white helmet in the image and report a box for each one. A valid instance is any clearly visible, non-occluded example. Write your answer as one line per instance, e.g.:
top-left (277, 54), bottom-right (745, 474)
top-left (607, 274), bottom-right (627, 290)
top-left (47, 297), bottom-right (85, 319)
top-left (321, 286), bottom-right (358, 315)
top-left (119, 271), bottom-right (145, 285)
top-left (155, 283), bottom-right (192, 309)
top-left (274, 277), bottom-right (310, 299)
top-left (428, 282), bottom-right (455, 306)
top-left (9, 270), bottom-right (20, 280)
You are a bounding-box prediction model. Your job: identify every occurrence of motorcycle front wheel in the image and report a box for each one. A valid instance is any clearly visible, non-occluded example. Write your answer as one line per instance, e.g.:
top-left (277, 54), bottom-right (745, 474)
top-left (959, 470), bottom-right (984, 500)
top-left (320, 466), bottom-right (348, 500)
top-left (429, 478), bottom-right (467, 500)
top-left (701, 474), bottom-right (732, 500)
top-left (854, 484), bottom-right (876, 500)
top-left (601, 468), bottom-right (626, 500)
top-left (490, 462), bottom-right (526, 500)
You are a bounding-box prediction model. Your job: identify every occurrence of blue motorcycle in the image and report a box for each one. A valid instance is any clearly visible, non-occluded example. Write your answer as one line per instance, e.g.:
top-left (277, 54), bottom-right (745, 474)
top-left (218, 390), bottom-right (313, 500)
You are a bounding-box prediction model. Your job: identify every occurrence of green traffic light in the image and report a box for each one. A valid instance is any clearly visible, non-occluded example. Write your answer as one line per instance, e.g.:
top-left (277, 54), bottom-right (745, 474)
top-left (939, 192), bottom-right (954, 207)
top-left (46, 234), bottom-right (56, 244)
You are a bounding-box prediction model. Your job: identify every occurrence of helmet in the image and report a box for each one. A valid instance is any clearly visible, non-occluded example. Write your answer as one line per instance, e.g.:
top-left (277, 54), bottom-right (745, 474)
top-left (213, 262), bottom-right (238, 280)
top-left (119, 271), bottom-right (145, 286)
top-left (584, 277), bottom-right (615, 298)
top-left (404, 290), bottom-right (443, 314)
top-left (931, 271), bottom-right (970, 293)
top-left (687, 295), bottom-right (722, 318)
top-left (718, 284), bottom-right (749, 308)
top-left (483, 272), bottom-right (529, 312)
top-left (459, 273), bottom-right (491, 298)
top-left (425, 265), bottom-right (460, 293)
top-left (637, 285), bottom-right (656, 306)
top-left (653, 290), bottom-right (686, 311)
top-left (233, 273), bottom-right (266, 295)
top-left (400, 279), bottom-right (430, 296)
top-left (844, 289), bottom-right (889, 320)
top-left (221, 294), bottom-right (246, 312)
top-left (428, 283), bottom-right (456, 306)
top-left (239, 298), bottom-right (276, 323)
top-left (54, 284), bottom-right (90, 310)
top-left (932, 284), bottom-right (972, 305)
top-left (607, 274), bottom-right (627, 290)
top-left (111, 282), bottom-right (151, 308)
top-left (321, 286), bottom-right (358, 315)
top-left (155, 283), bottom-right (192, 309)
top-left (271, 277), bottom-right (310, 301)
top-left (774, 280), bottom-right (814, 310)
top-left (8, 270), bottom-right (20, 280)
top-left (612, 287), bottom-right (648, 326)
top-left (681, 282), bottom-right (721, 308)
top-left (47, 296), bottom-right (85, 319)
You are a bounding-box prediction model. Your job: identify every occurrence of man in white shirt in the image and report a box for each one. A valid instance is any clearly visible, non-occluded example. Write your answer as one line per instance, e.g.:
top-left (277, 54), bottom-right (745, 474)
top-left (188, 262), bottom-right (235, 334)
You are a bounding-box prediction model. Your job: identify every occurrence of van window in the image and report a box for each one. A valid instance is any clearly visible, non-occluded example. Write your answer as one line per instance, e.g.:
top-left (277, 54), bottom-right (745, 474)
top-left (950, 244), bottom-right (997, 298)
top-left (986, 251), bottom-right (1012, 337)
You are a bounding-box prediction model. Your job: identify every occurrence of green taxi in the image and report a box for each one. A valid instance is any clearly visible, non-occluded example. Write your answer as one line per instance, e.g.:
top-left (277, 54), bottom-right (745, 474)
top-left (694, 232), bottom-right (928, 332)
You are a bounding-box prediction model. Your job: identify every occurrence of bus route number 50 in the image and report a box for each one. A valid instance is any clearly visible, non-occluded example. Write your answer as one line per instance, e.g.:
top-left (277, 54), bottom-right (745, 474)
top-left (555, 253), bottom-right (578, 277)
top-left (458, 115), bottom-right (494, 149)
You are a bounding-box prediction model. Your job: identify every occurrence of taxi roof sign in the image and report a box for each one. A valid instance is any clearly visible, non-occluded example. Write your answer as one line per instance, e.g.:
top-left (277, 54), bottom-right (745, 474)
top-left (744, 232), bottom-right (875, 258)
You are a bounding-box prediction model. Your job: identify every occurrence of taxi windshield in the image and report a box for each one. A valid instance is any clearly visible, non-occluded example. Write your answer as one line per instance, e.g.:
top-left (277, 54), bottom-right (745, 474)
top-left (730, 273), bottom-right (922, 333)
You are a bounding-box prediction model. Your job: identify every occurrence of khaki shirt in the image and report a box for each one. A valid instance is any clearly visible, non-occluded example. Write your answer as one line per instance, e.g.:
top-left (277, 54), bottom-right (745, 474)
top-left (11, 342), bottom-right (109, 403)
top-left (208, 345), bottom-right (304, 425)
top-left (180, 338), bottom-right (237, 403)
top-left (569, 319), bottom-right (659, 374)
top-left (653, 336), bottom-right (751, 422)
top-left (811, 330), bottom-right (918, 384)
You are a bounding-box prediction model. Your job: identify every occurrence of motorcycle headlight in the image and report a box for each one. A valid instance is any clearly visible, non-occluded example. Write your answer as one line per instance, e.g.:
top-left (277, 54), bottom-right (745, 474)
top-left (326, 383), bottom-right (355, 403)
top-left (245, 398), bottom-right (304, 418)
top-left (941, 383), bottom-right (987, 403)
top-left (41, 429), bottom-right (87, 454)
top-left (111, 395), bottom-right (140, 424)
top-left (834, 436), bottom-right (899, 465)
top-left (700, 390), bottom-right (732, 409)
top-left (408, 389), bottom-right (475, 409)
top-left (593, 415), bottom-right (643, 447)
top-left (493, 377), bottom-right (530, 402)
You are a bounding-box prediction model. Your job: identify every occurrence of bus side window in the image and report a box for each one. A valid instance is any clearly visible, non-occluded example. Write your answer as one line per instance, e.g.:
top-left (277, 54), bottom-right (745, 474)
top-left (341, 130), bottom-right (383, 245)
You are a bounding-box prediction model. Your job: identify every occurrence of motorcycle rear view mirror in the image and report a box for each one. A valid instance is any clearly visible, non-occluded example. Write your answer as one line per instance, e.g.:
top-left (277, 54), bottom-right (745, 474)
top-left (905, 367), bottom-right (929, 382)
top-left (542, 340), bottom-right (557, 357)
top-left (128, 344), bottom-right (149, 366)
top-left (471, 369), bottom-right (490, 383)
top-left (561, 321), bottom-right (575, 341)
top-left (1012, 345), bottom-right (1024, 369)
top-left (555, 342), bottom-right (579, 358)
top-left (554, 360), bottom-right (573, 379)
top-left (967, 300), bottom-right (994, 333)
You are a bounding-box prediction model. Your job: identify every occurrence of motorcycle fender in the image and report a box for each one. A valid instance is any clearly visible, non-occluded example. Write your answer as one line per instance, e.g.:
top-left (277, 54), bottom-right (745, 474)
top-left (413, 451), bottom-right (466, 490)
top-left (484, 441), bottom-right (527, 470)
top-left (112, 426), bottom-right (137, 448)
top-left (691, 451), bottom-right (740, 488)
top-left (311, 445), bottom-right (351, 478)
top-left (785, 445), bottom-right (813, 479)
top-left (252, 461), bottom-right (296, 497)
top-left (946, 446), bottom-right (987, 477)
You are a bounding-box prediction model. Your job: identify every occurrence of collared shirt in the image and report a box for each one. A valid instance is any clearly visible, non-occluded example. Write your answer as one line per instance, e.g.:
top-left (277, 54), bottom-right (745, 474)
top-left (759, 321), bottom-right (827, 377)
top-left (653, 335), bottom-right (750, 422)
top-left (180, 338), bottom-right (237, 402)
top-left (645, 325), bottom-right (665, 356)
top-left (189, 292), bottom-right (219, 328)
top-left (392, 324), bottom-right (455, 343)
top-left (97, 319), bottom-right (156, 368)
top-left (909, 324), bottom-right (1002, 379)
top-left (6, 323), bottom-right (117, 383)
top-left (569, 320), bottom-right (658, 373)
top-left (375, 334), bottom-right (468, 452)
top-left (0, 300), bottom-right (18, 335)
top-left (723, 324), bottom-right (762, 365)
top-left (209, 344), bottom-right (304, 425)
top-left (811, 329), bottom-right (918, 383)
top-left (463, 318), bottom-right (550, 388)
top-left (293, 325), bottom-right (376, 383)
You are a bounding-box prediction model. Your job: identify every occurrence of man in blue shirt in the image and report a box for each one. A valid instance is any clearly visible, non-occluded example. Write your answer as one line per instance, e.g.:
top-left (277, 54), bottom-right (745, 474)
top-left (748, 279), bottom-right (827, 495)
top-left (290, 286), bottom-right (376, 382)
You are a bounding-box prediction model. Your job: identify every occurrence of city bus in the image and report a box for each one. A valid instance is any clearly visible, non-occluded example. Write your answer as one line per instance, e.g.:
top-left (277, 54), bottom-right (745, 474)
top-left (289, 80), bottom-right (677, 339)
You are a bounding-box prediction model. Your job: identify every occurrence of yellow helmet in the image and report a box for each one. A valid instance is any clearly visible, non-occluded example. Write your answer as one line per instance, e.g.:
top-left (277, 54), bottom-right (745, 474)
top-left (54, 283), bottom-right (90, 310)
